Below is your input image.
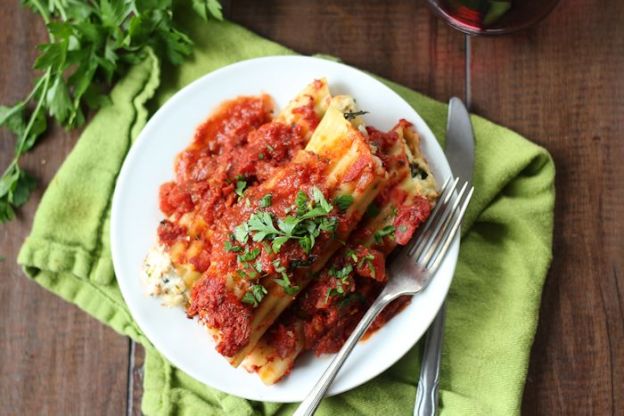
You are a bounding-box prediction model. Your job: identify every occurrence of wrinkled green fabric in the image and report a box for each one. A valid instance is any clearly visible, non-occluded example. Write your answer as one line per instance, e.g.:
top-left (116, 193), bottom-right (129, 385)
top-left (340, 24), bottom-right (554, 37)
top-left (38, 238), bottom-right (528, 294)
top-left (18, 9), bottom-right (555, 416)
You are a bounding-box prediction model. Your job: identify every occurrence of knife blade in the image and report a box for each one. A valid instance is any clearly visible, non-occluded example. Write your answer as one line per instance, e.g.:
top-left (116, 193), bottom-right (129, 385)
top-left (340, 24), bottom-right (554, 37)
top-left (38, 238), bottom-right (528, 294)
top-left (445, 97), bottom-right (475, 184)
top-left (414, 97), bottom-right (475, 416)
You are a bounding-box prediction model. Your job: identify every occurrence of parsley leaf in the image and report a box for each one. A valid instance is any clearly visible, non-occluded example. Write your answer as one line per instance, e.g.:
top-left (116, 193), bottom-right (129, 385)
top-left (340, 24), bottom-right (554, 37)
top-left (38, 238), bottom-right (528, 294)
top-left (192, 0), bottom-right (224, 21)
top-left (224, 240), bottom-right (242, 253)
top-left (271, 236), bottom-right (289, 253)
top-left (330, 264), bottom-right (353, 280)
top-left (325, 286), bottom-right (344, 303)
top-left (242, 284), bottom-right (267, 307)
top-left (345, 249), bottom-right (358, 262)
top-left (235, 179), bottom-right (247, 197)
top-left (238, 247), bottom-right (261, 263)
top-left (374, 225), bottom-right (395, 243)
top-left (358, 254), bottom-right (377, 278)
top-left (295, 190), bottom-right (308, 215)
top-left (259, 194), bottom-right (272, 208)
top-left (325, 264), bottom-right (354, 303)
top-left (334, 195), bottom-right (354, 212)
top-left (248, 212), bottom-right (280, 241)
top-left (234, 223), bottom-right (249, 244)
top-left (274, 273), bottom-right (299, 296)
top-left (311, 187), bottom-right (332, 212)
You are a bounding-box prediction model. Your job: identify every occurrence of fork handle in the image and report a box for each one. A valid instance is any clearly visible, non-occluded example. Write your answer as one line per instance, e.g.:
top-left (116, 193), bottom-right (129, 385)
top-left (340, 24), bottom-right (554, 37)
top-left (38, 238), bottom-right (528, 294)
top-left (293, 292), bottom-right (396, 416)
top-left (414, 304), bottom-right (446, 416)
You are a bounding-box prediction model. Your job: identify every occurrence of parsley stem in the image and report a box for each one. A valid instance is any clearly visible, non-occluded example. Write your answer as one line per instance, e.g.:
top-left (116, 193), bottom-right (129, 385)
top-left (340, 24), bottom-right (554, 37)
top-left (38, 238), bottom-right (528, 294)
top-left (0, 76), bottom-right (45, 133)
top-left (23, 75), bottom-right (47, 105)
top-left (28, 0), bottom-right (51, 25)
top-left (16, 69), bottom-right (51, 157)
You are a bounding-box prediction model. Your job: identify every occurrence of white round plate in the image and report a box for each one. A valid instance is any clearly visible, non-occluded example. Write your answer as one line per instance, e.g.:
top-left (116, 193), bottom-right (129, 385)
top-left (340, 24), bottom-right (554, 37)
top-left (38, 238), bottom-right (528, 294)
top-left (111, 56), bottom-right (458, 402)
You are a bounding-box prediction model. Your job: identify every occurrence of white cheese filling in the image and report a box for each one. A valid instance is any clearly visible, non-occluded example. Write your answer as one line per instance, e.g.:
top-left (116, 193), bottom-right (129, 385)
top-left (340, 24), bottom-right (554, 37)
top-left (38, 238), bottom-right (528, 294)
top-left (143, 244), bottom-right (188, 307)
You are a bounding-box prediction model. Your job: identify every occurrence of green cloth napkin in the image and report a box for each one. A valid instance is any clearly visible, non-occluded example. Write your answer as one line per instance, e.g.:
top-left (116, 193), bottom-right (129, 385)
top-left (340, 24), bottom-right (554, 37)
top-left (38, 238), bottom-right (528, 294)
top-left (18, 8), bottom-right (555, 416)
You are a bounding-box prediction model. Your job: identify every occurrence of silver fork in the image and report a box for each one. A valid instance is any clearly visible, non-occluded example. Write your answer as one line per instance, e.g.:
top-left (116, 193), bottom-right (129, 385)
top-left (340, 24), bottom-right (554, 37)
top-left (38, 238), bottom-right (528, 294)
top-left (293, 177), bottom-right (474, 416)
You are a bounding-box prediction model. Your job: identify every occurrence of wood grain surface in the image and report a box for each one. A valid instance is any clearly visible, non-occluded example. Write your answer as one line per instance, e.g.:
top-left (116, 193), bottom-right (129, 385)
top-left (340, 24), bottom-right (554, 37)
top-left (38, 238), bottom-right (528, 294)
top-left (0, 0), bottom-right (621, 415)
top-left (470, 1), bottom-right (624, 413)
top-left (0, 2), bottom-right (130, 415)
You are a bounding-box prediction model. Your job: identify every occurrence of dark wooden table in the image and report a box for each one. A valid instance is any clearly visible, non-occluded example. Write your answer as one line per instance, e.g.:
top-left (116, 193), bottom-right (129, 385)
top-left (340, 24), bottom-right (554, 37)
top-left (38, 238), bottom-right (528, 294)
top-left (1, 1), bottom-right (622, 414)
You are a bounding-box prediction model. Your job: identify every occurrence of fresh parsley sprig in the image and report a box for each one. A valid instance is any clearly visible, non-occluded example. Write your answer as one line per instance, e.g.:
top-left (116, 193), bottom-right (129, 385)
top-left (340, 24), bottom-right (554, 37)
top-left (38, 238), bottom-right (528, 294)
top-left (233, 187), bottom-right (337, 254)
top-left (0, 0), bottom-right (222, 223)
top-left (241, 284), bottom-right (267, 307)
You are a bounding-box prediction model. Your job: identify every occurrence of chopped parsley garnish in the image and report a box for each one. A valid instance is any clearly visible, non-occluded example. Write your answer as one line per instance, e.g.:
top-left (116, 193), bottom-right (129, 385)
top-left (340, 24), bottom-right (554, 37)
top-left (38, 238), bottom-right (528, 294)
top-left (274, 274), bottom-right (299, 296)
top-left (334, 195), bottom-right (354, 212)
top-left (325, 286), bottom-right (344, 303)
top-left (343, 110), bottom-right (369, 120)
top-left (236, 269), bottom-right (250, 279)
top-left (311, 187), bottom-right (332, 212)
top-left (345, 249), bottom-right (358, 262)
top-left (224, 240), bottom-right (242, 253)
top-left (237, 187), bottom-right (335, 254)
top-left (261, 241), bottom-right (273, 254)
top-left (234, 222), bottom-right (249, 244)
top-left (235, 177), bottom-right (247, 197)
top-left (272, 259), bottom-right (286, 272)
top-left (271, 236), bottom-right (289, 253)
top-left (295, 190), bottom-right (308, 215)
top-left (330, 264), bottom-right (353, 280)
top-left (237, 247), bottom-right (260, 262)
top-left (374, 225), bottom-right (395, 243)
top-left (242, 284), bottom-right (267, 307)
top-left (325, 264), bottom-right (354, 303)
top-left (259, 194), bottom-right (272, 208)
top-left (358, 253), bottom-right (376, 278)
top-left (272, 260), bottom-right (299, 295)
top-left (248, 211), bottom-right (280, 241)
top-left (258, 153), bottom-right (265, 160)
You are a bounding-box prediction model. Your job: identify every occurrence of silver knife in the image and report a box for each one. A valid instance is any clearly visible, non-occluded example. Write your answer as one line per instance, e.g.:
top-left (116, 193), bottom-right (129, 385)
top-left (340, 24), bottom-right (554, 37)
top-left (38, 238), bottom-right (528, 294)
top-left (413, 97), bottom-right (475, 416)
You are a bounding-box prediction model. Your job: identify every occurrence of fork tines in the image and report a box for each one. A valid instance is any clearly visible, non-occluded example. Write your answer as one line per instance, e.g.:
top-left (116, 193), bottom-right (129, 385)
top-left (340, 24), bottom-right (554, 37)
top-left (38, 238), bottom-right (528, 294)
top-left (408, 177), bottom-right (473, 273)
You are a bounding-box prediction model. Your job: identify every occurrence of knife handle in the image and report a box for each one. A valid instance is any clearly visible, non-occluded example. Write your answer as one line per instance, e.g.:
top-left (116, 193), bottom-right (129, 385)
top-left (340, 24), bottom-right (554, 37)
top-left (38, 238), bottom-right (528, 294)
top-left (414, 304), bottom-right (446, 416)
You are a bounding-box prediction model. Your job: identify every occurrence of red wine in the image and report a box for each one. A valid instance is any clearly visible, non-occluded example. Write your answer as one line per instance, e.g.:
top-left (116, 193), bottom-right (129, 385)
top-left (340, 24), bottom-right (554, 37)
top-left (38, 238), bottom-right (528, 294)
top-left (427, 0), bottom-right (560, 35)
top-left (442, 0), bottom-right (512, 30)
